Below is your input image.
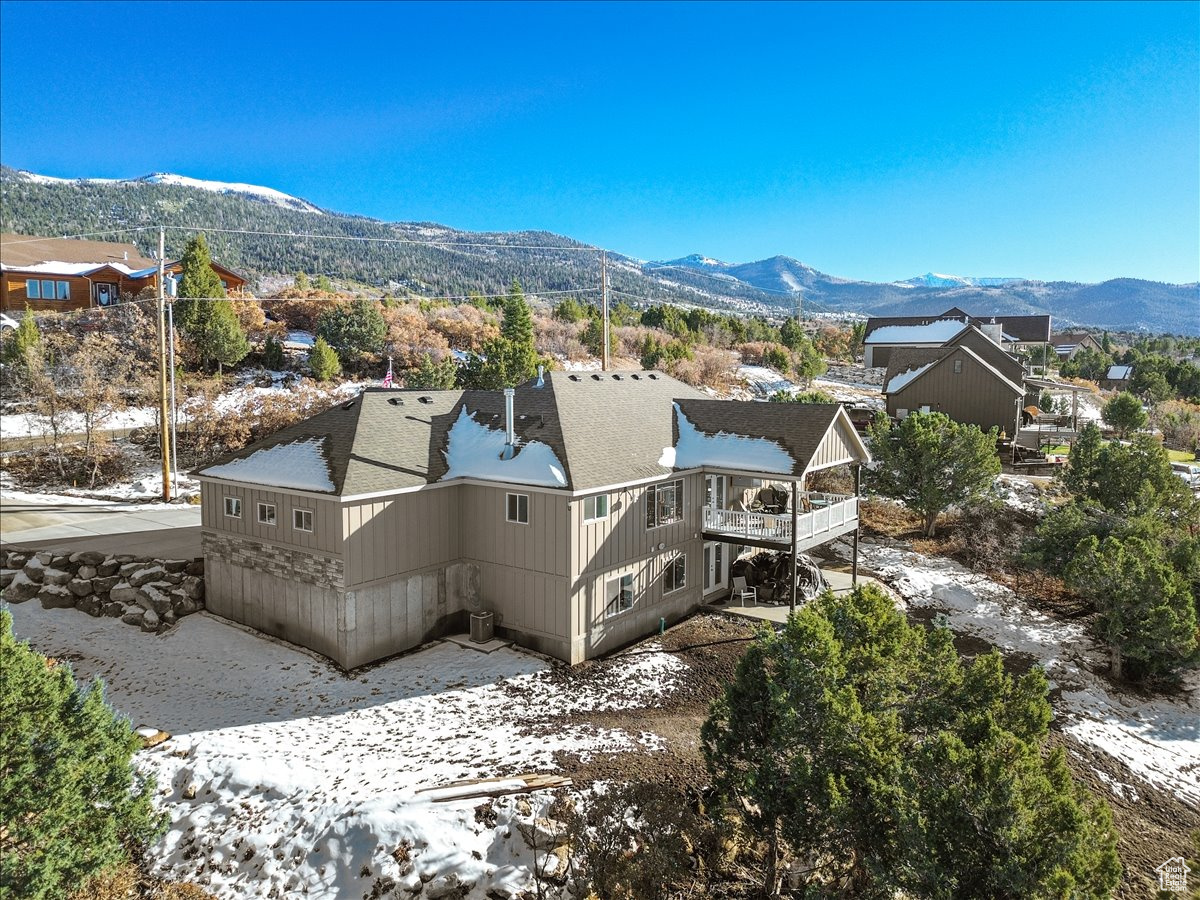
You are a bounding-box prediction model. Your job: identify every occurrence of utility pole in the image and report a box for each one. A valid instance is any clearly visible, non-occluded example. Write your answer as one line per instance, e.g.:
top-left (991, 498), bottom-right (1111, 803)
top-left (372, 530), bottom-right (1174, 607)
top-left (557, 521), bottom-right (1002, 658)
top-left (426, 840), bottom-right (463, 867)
top-left (601, 249), bottom-right (610, 371)
top-left (168, 299), bottom-right (179, 499)
top-left (157, 227), bottom-right (171, 502)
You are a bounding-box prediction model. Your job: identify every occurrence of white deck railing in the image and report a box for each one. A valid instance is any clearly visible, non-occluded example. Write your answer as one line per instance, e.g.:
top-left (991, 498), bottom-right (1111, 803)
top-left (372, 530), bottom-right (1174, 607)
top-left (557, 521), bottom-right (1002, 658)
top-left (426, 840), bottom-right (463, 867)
top-left (702, 494), bottom-right (859, 546)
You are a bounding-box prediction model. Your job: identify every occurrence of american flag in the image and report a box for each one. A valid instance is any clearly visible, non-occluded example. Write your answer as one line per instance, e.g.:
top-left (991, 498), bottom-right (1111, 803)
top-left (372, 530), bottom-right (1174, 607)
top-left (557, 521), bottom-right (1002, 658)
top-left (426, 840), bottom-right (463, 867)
top-left (382, 357), bottom-right (394, 388)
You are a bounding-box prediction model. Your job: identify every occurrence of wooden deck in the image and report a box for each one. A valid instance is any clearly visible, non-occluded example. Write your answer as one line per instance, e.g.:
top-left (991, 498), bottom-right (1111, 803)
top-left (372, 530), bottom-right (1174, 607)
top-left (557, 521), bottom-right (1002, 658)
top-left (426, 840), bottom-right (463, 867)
top-left (701, 494), bottom-right (859, 553)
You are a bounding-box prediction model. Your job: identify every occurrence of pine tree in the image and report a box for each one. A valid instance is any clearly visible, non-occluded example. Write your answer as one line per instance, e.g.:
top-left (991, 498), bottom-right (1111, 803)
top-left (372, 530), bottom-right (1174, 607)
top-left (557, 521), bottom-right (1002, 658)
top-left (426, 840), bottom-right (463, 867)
top-left (294, 271), bottom-right (310, 291)
top-left (461, 280), bottom-right (540, 388)
top-left (192, 300), bottom-right (250, 374)
top-left (0, 611), bottom-right (166, 897)
top-left (866, 411), bottom-right (1001, 536)
top-left (263, 335), bottom-right (285, 370)
top-left (406, 352), bottom-right (457, 389)
top-left (316, 297), bottom-right (386, 365)
top-left (1101, 391), bottom-right (1148, 437)
top-left (2, 305), bottom-right (41, 366)
top-left (315, 274), bottom-right (334, 293)
top-left (308, 336), bottom-right (341, 382)
top-left (173, 233), bottom-right (225, 332)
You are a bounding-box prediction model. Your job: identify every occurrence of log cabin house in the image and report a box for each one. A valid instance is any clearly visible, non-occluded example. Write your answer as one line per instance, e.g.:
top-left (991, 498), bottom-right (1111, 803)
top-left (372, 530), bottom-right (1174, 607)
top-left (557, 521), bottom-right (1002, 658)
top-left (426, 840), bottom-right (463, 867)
top-left (0, 234), bottom-right (246, 314)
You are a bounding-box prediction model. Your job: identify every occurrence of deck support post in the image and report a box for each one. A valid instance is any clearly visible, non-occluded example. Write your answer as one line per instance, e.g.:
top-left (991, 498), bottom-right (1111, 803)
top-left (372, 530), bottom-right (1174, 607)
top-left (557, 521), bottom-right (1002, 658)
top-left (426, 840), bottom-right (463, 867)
top-left (852, 465), bottom-right (862, 588)
top-left (789, 479), bottom-right (799, 614)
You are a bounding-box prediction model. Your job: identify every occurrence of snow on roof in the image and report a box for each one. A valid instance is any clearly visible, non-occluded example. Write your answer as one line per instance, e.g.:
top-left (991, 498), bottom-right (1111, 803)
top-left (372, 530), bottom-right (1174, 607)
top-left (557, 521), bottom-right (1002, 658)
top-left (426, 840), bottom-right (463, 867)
top-left (1107, 365), bottom-right (1133, 380)
top-left (440, 407), bottom-right (567, 488)
top-left (885, 360), bottom-right (937, 393)
top-left (0, 260), bottom-right (136, 276)
top-left (203, 436), bottom-right (336, 493)
top-left (660, 403), bottom-right (794, 474)
top-left (864, 319), bottom-right (968, 345)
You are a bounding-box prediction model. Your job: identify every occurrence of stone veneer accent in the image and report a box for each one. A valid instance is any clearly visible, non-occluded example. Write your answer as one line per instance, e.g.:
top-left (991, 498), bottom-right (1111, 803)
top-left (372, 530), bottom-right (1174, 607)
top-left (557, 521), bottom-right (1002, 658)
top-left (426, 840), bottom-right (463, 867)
top-left (202, 532), bottom-right (344, 591)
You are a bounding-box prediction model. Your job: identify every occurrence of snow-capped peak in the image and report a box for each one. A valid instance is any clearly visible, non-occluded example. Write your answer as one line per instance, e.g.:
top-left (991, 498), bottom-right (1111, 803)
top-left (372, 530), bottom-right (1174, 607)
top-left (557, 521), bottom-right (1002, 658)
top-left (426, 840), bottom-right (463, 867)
top-left (12, 168), bottom-right (323, 214)
top-left (900, 272), bottom-right (1024, 288)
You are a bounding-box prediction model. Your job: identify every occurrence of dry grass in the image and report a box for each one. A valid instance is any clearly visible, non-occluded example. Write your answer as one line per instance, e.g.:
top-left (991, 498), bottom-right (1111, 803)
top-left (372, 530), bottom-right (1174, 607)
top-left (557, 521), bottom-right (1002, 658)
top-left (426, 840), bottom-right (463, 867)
top-left (69, 863), bottom-right (216, 900)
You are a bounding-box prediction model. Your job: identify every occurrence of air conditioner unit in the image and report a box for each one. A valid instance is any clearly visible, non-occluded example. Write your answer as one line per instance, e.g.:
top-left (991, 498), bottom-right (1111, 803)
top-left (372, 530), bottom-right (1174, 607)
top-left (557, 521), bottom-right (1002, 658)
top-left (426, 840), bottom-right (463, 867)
top-left (470, 611), bottom-right (494, 643)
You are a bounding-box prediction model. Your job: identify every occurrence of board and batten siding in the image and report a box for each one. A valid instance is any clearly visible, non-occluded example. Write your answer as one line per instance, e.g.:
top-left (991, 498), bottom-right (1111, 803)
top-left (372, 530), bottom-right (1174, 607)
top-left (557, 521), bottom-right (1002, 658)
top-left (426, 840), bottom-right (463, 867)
top-left (887, 348), bottom-right (1021, 435)
top-left (807, 419), bottom-right (858, 473)
top-left (201, 480), bottom-right (341, 556)
top-left (458, 484), bottom-right (572, 650)
top-left (341, 486), bottom-right (461, 589)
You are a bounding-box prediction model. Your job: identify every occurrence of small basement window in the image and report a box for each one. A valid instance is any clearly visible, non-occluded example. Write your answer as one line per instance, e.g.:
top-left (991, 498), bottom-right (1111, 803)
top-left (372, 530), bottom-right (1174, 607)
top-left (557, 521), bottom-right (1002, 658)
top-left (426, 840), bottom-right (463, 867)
top-left (223, 497), bottom-right (242, 519)
top-left (663, 553), bottom-right (686, 594)
top-left (506, 492), bottom-right (529, 525)
top-left (293, 508), bottom-right (313, 532)
top-left (257, 502), bottom-right (277, 526)
top-left (583, 494), bottom-right (609, 522)
top-left (605, 573), bottom-right (634, 618)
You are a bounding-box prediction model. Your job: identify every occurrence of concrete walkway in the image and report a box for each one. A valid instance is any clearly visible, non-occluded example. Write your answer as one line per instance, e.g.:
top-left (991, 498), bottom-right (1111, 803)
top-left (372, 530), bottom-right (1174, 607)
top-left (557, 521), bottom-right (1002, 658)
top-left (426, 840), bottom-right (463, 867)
top-left (1, 495), bottom-right (202, 558)
top-left (704, 563), bottom-right (888, 625)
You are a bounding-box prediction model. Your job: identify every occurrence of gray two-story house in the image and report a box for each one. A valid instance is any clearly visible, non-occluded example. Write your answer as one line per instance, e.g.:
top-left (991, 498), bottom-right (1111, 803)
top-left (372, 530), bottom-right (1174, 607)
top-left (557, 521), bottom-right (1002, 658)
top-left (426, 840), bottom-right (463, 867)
top-left (194, 371), bottom-right (870, 668)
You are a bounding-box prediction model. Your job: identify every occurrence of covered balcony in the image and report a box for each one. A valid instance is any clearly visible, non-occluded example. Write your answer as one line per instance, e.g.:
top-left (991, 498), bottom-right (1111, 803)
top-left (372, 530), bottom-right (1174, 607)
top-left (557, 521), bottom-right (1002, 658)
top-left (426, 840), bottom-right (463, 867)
top-left (701, 490), bottom-right (860, 554)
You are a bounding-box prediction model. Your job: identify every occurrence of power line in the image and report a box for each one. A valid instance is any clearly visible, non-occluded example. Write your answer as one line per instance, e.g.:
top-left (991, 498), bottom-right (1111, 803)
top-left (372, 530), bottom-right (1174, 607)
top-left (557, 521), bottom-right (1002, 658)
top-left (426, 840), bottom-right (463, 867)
top-left (158, 225), bottom-right (603, 253)
top-left (0, 227), bottom-right (154, 246)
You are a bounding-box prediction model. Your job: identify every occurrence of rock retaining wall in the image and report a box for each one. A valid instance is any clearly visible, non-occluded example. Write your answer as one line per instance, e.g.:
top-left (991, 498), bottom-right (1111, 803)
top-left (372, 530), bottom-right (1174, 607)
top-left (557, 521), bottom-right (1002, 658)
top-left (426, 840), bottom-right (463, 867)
top-left (1, 548), bottom-right (205, 633)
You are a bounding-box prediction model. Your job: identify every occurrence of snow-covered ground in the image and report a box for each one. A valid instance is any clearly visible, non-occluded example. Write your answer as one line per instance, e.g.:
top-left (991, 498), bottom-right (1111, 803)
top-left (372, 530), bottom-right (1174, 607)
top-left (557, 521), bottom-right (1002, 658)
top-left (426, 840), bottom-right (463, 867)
top-left (735, 365), bottom-right (885, 407)
top-left (0, 405), bottom-right (159, 440)
top-left (834, 540), bottom-right (1200, 807)
top-left (5, 604), bottom-right (685, 899)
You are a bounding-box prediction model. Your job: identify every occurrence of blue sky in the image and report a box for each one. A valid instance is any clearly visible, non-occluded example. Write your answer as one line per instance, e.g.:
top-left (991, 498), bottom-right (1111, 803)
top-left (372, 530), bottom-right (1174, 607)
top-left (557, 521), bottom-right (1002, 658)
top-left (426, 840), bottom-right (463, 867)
top-left (1, 1), bottom-right (1197, 284)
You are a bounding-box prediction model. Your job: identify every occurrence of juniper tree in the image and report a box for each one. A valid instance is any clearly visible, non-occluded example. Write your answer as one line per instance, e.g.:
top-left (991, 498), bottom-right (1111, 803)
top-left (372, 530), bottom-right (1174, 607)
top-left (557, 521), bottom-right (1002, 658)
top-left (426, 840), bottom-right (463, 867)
top-left (308, 336), bottom-right (341, 382)
top-left (192, 299), bottom-right (250, 374)
top-left (702, 587), bottom-right (1121, 898)
top-left (461, 280), bottom-right (540, 388)
top-left (866, 411), bottom-right (1001, 537)
top-left (406, 352), bottom-right (457, 390)
top-left (316, 297), bottom-right (386, 366)
top-left (0, 611), bottom-right (166, 898)
top-left (1101, 391), bottom-right (1148, 437)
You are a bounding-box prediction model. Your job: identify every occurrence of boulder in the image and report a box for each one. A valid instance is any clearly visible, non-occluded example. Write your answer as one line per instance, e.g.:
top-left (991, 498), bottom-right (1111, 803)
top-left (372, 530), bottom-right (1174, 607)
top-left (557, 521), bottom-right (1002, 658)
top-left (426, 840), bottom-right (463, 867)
top-left (121, 608), bottom-right (145, 626)
top-left (130, 566), bottom-right (166, 588)
top-left (92, 575), bottom-right (121, 595)
top-left (78, 596), bottom-right (103, 616)
top-left (35, 551), bottom-right (54, 566)
top-left (425, 874), bottom-right (474, 900)
top-left (50, 555), bottom-right (70, 569)
top-left (162, 573), bottom-right (183, 585)
top-left (77, 565), bottom-right (98, 581)
top-left (42, 568), bottom-right (73, 587)
top-left (140, 609), bottom-right (160, 632)
top-left (109, 582), bottom-right (139, 605)
top-left (182, 576), bottom-right (205, 601)
top-left (0, 569), bottom-right (17, 590)
top-left (163, 559), bottom-right (189, 574)
top-left (119, 562), bottom-right (142, 578)
top-left (186, 559), bottom-right (205, 577)
top-left (97, 560), bottom-right (120, 578)
top-left (67, 579), bottom-right (95, 598)
top-left (3, 573), bottom-right (40, 603)
top-left (162, 610), bottom-right (178, 628)
top-left (171, 595), bottom-right (200, 616)
top-left (103, 601), bottom-right (125, 617)
top-left (22, 558), bottom-right (45, 584)
top-left (69, 550), bottom-right (107, 567)
top-left (138, 583), bottom-right (174, 616)
top-left (5, 552), bottom-right (28, 569)
top-left (38, 584), bottom-right (76, 609)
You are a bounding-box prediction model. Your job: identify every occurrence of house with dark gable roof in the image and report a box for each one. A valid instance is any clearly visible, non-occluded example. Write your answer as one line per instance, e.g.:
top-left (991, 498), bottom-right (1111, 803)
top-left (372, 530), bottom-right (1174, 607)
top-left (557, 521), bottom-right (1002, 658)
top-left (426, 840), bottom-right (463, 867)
top-left (194, 371), bottom-right (871, 668)
top-left (862, 307), bottom-right (1051, 368)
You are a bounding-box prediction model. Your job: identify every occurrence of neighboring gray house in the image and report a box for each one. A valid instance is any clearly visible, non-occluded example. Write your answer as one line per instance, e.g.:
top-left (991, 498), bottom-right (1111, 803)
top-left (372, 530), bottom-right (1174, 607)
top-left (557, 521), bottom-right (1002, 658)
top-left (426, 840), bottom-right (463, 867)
top-left (883, 341), bottom-right (1026, 436)
top-left (194, 371), bottom-right (870, 669)
top-left (862, 307), bottom-right (1052, 368)
top-left (1051, 332), bottom-right (1104, 361)
top-left (1102, 365), bottom-right (1134, 391)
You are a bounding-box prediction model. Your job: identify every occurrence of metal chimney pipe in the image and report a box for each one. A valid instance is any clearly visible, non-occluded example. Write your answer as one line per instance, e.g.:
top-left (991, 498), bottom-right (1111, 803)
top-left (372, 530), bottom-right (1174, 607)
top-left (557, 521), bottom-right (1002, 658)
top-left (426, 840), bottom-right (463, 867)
top-left (536, 365), bottom-right (545, 388)
top-left (504, 387), bottom-right (516, 450)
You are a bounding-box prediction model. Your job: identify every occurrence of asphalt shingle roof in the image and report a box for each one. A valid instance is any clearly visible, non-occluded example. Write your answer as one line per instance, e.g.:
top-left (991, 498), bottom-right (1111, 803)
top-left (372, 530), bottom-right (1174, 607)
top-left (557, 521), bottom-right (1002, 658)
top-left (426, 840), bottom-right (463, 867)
top-left (195, 371), bottom-right (866, 496)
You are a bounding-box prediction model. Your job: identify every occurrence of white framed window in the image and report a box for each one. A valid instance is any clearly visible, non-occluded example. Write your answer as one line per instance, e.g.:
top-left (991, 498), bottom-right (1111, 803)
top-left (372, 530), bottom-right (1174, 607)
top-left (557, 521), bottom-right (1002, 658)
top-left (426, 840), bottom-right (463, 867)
top-left (506, 492), bottom-right (529, 525)
top-left (223, 496), bottom-right (242, 519)
top-left (605, 573), bottom-right (634, 618)
top-left (583, 494), bottom-right (609, 522)
top-left (256, 502), bottom-right (276, 526)
top-left (663, 553), bottom-right (686, 594)
top-left (293, 508), bottom-right (313, 532)
top-left (646, 479), bottom-right (684, 529)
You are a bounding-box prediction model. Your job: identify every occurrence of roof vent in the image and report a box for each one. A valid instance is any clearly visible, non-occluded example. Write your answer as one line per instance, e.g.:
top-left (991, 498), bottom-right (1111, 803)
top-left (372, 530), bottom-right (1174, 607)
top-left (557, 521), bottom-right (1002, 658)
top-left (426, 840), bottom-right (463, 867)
top-left (535, 365), bottom-right (545, 388)
top-left (591, 373), bottom-right (602, 381)
top-left (341, 400), bottom-right (356, 410)
top-left (387, 397), bottom-right (404, 406)
top-left (612, 374), bottom-right (622, 380)
top-left (631, 373), bottom-right (641, 380)
top-left (568, 374), bottom-right (580, 381)
top-left (418, 396), bottom-right (434, 404)
top-left (648, 373), bottom-right (659, 380)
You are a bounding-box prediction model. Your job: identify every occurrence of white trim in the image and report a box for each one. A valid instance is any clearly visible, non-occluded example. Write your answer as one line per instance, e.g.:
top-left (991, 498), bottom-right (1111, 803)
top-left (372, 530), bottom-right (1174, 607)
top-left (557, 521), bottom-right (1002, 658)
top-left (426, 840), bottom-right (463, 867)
top-left (582, 493), bottom-right (609, 522)
top-left (604, 571), bottom-right (635, 619)
top-left (662, 551), bottom-right (687, 595)
top-left (645, 478), bottom-right (685, 530)
top-left (256, 501), bottom-right (277, 526)
top-left (222, 496), bottom-right (242, 519)
top-left (505, 492), bottom-right (530, 525)
top-left (292, 508), bottom-right (314, 532)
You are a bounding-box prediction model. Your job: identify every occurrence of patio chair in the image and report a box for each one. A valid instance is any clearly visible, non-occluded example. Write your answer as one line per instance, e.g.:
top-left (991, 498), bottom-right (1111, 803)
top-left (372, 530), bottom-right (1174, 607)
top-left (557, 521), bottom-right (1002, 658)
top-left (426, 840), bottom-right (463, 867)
top-left (731, 576), bottom-right (757, 607)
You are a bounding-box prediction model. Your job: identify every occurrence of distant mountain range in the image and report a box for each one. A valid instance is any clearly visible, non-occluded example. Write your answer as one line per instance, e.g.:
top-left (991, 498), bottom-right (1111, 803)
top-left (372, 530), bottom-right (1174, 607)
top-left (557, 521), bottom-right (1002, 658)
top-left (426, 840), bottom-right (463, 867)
top-left (2, 166), bottom-right (1196, 334)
